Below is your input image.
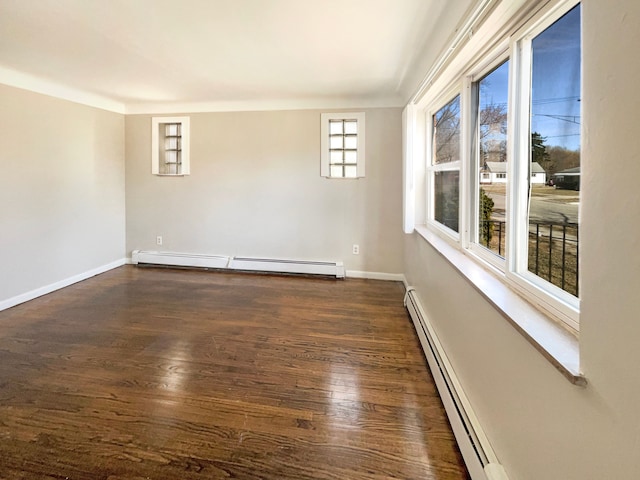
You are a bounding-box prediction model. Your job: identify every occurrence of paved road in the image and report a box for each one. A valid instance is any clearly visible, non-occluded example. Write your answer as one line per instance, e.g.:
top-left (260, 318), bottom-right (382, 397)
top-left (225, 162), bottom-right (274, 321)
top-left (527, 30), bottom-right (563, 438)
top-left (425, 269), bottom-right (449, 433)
top-left (530, 195), bottom-right (579, 224)
top-left (485, 185), bottom-right (579, 224)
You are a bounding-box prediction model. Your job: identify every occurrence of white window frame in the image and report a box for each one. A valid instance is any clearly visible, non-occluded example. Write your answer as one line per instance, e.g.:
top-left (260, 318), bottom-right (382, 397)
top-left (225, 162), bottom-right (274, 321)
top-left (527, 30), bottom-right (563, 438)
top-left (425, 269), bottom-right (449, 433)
top-left (412, 0), bottom-right (581, 331)
top-left (506, 0), bottom-right (581, 328)
top-left (152, 116), bottom-right (190, 176)
top-left (465, 49), bottom-right (511, 272)
top-left (320, 112), bottom-right (365, 179)
top-left (426, 87), bottom-right (462, 241)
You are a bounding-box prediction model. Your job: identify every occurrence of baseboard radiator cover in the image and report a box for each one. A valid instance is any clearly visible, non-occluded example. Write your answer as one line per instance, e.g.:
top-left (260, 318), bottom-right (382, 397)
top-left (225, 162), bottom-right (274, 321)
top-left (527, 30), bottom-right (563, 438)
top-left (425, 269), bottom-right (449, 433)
top-left (131, 250), bottom-right (345, 278)
top-left (404, 287), bottom-right (509, 480)
top-left (131, 250), bottom-right (231, 270)
top-left (230, 257), bottom-right (344, 277)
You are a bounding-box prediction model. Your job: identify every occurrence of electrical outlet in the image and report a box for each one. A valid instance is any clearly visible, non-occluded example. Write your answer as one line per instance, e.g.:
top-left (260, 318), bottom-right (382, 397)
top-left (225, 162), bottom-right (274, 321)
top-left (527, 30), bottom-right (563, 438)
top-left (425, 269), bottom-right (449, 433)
top-left (156, 236), bottom-right (163, 246)
top-left (352, 244), bottom-right (360, 255)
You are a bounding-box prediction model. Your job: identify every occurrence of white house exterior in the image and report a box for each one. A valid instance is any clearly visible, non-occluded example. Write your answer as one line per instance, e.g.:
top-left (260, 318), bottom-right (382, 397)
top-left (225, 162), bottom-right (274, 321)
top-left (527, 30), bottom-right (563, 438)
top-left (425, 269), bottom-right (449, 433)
top-left (480, 161), bottom-right (546, 184)
top-left (530, 162), bottom-right (547, 184)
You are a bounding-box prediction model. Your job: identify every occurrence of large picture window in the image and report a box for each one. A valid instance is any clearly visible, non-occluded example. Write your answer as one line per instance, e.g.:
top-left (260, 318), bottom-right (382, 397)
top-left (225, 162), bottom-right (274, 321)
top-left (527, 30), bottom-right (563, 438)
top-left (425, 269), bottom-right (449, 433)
top-left (417, 0), bottom-right (581, 330)
top-left (524, 4), bottom-right (581, 298)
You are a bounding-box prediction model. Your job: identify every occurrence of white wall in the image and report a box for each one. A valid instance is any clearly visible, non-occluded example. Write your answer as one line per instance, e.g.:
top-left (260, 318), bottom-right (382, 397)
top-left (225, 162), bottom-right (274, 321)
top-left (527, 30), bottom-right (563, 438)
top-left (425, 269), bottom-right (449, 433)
top-left (403, 1), bottom-right (640, 478)
top-left (125, 108), bottom-right (404, 274)
top-left (0, 84), bottom-right (125, 304)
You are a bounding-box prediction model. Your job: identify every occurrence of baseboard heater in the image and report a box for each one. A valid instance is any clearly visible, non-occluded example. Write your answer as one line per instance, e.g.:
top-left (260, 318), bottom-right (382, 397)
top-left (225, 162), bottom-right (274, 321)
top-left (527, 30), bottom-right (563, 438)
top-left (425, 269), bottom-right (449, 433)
top-left (131, 250), bottom-right (345, 278)
top-left (404, 287), bottom-right (509, 480)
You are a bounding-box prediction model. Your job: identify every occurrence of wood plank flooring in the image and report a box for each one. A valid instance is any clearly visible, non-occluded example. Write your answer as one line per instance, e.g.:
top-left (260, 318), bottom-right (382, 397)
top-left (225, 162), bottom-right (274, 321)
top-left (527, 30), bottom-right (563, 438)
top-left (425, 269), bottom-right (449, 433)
top-left (0, 266), bottom-right (469, 479)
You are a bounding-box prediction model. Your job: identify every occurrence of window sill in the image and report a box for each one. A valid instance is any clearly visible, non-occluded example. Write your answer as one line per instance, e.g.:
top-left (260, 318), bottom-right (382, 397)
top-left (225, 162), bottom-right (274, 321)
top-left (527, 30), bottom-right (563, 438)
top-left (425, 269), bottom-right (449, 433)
top-left (414, 225), bottom-right (586, 387)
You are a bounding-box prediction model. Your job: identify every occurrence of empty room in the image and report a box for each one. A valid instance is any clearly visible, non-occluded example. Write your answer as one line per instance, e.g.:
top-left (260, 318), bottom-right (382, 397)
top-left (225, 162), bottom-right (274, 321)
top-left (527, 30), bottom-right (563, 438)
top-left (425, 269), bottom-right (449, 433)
top-left (1, 0), bottom-right (639, 479)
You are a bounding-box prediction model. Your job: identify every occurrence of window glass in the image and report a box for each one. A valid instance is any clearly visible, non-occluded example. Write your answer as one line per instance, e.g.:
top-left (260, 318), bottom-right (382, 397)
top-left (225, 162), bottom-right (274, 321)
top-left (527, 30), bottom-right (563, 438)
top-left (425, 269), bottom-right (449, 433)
top-left (324, 115), bottom-right (364, 178)
top-left (344, 136), bottom-right (357, 149)
top-left (434, 171), bottom-right (460, 232)
top-left (345, 150), bottom-right (357, 163)
top-left (344, 166), bottom-right (357, 178)
top-left (433, 96), bottom-right (461, 165)
top-left (528, 4), bottom-right (581, 296)
top-left (152, 117), bottom-right (190, 176)
top-left (330, 121), bottom-right (343, 135)
top-left (344, 121), bottom-right (358, 134)
top-left (330, 165), bottom-right (343, 177)
top-left (330, 136), bottom-right (343, 149)
top-left (477, 61), bottom-right (509, 257)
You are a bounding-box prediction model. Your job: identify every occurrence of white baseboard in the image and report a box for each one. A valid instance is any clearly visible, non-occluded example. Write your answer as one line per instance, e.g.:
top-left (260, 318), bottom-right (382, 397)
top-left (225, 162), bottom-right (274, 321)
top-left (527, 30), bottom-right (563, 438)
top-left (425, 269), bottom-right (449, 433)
top-left (346, 270), bottom-right (406, 282)
top-left (0, 258), bottom-right (127, 312)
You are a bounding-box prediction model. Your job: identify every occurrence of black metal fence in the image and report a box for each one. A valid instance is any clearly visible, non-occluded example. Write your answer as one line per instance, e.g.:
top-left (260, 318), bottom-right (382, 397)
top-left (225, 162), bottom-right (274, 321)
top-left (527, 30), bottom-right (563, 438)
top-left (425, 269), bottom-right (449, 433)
top-left (480, 220), bottom-right (579, 296)
top-left (480, 220), bottom-right (506, 256)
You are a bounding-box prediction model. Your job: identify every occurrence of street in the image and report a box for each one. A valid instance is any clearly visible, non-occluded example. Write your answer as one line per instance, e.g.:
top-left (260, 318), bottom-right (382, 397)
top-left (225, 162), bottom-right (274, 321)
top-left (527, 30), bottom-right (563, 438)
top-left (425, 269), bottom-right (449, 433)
top-left (483, 184), bottom-right (579, 225)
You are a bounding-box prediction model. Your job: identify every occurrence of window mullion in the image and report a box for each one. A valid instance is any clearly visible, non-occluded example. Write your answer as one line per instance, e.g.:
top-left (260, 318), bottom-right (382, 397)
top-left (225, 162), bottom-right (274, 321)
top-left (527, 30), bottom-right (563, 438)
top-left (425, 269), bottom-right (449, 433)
top-left (460, 77), bottom-right (472, 250)
top-left (507, 37), bottom-right (532, 277)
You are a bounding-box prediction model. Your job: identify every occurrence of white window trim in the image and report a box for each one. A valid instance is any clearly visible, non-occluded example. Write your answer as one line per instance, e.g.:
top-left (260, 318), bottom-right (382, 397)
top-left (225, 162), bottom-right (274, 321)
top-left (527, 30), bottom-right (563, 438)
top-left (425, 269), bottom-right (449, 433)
top-left (464, 48), bottom-right (511, 273)
top-left (426, 87), bottom-right (462, 241)
top-left (506, 0), bottom-right (581, 330)
top-left (151, 116), bottom-right (190, 176)
top-left (320, 112), bottom-right (365, 179)
top-left (414, 223), bottom-right (584, 386)
top-left (406, 0), bottom-right (581, 338)
top-left (402, 105), bottom-right (418, 233)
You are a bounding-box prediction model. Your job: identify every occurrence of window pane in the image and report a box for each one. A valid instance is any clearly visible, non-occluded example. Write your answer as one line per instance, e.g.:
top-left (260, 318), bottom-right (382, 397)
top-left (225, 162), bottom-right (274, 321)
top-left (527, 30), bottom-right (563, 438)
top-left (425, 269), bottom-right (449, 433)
top-left (344, 166), bottom-right (357, 178)
top-left (433, 95), bottom-right (460, 164)
top-left (165, 151), bottom-right (179, 164)
top-left (344, 121), bottom-right (357, 134)
top-left (329, 121), bottom-right (343, 135)
top-left (434, 171), bottom-right (459, 232)
top-left (344, 136), bottom-right (357, 149)
top-left (528, 4), bottom-right (581, 297)
top-left (477, 61), bottom-right (509, 257)
top-left (344, 150), bottom-right (357, 163)
top-left (330, 165), bottom-right (344, 177)
top-left (165, 137), bottom-right (180, 150)
top-left (331, 151), bottom-right (344, 164)
top-left (165, 123), bottom-right (180, 136)
top-left (330, 136), bottom-right (343, 149)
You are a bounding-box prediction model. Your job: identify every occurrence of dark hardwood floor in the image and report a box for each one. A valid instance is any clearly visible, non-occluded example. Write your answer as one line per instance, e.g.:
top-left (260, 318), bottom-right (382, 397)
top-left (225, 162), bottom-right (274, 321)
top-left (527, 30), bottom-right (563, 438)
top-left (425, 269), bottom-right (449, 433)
top-left (0, 266), bottom-right (469, 479)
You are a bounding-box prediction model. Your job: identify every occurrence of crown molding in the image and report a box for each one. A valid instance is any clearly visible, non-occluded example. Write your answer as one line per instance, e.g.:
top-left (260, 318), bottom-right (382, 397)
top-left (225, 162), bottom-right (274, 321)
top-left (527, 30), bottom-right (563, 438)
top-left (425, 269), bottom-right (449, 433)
top-left (0, 65), bottom-right (404, 115)
top-left (124, 96), bottom-right (404, 115)
top-left (0, 66), bottom-right (126, 114)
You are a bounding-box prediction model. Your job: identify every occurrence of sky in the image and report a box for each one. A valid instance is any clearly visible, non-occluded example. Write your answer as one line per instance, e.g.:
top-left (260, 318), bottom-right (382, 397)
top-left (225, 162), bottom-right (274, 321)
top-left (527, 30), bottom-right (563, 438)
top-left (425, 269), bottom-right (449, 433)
top-left (531, 4), bottom-right (581, 151)
top-left (478, 4), bottom-right (581, 151)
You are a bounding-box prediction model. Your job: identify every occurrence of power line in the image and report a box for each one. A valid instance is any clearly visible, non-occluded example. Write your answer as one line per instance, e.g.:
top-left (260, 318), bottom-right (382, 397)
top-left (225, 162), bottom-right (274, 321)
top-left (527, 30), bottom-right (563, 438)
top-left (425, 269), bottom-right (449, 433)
top-left (532, 95), bottom-right (580, 105)
top-left (545, 133), bottom-right (580, 139)
top-left (479, 95), bottom-right (580, 109)
top-left (532, 114), bottom-right (581, 125)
